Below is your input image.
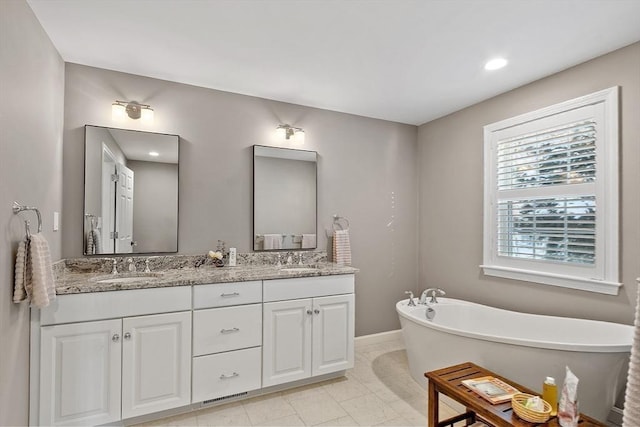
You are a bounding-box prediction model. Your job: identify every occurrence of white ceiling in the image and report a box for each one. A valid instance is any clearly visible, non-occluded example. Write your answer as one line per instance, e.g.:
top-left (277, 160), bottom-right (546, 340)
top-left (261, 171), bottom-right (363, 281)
top-left (27, 0), bottom-right (640, 126)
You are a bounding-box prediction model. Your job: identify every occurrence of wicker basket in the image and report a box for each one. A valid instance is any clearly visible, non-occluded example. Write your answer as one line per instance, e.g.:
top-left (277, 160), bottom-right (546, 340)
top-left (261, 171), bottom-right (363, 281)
top-left (511, 393), bottom-right (552, 423)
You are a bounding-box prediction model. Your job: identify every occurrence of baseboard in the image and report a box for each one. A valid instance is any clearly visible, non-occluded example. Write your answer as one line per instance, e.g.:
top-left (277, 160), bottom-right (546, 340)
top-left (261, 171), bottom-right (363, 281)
top-left (355, 329), bottom-right (403, 347)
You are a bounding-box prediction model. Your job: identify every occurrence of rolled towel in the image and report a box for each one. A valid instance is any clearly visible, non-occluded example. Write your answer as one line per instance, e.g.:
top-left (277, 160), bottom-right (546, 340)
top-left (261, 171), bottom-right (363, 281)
top-left (301, 234), bottom-right (316, 249)
top-left (13, 237), bottom-right (29, 303)
top-left (332, 229), bottom-right (351, 266)
top-left (263, 234), bottom-right (282, 250)
top-left (28, 233), bottom-right (56, 308)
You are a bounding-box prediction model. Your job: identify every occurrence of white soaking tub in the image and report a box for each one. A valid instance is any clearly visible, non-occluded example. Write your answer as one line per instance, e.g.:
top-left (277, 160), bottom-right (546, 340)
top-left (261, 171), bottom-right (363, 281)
top-left (396, 297), bottom-right (633, 421)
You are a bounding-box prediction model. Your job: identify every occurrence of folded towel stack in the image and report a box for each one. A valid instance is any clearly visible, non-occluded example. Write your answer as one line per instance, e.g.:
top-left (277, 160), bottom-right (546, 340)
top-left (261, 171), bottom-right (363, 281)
top-left (263, 234), bottom-right (283, 250)
top-left (301, 233), bottom-right (316, 249)
top-left (332, 229), bottom-right (352, 266)
top-left (13, 233), bottom-right (56, 308)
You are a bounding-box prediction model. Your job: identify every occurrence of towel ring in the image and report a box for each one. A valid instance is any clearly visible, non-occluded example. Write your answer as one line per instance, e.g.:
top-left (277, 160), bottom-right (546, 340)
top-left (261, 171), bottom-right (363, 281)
top-left (13, 201), bottom-right (42, 234)
top-left (332, 214), bottom-right (350, 231)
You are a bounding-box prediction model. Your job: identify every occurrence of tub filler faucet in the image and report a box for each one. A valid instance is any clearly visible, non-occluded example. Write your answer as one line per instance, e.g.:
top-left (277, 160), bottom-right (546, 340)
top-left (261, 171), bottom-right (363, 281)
top-left (420, 288), bottom-right (445, 305)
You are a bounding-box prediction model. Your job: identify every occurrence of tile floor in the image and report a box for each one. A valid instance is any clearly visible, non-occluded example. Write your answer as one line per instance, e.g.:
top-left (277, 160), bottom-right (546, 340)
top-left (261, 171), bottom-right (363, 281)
top-left (136, 337), bottom-right (462, 426)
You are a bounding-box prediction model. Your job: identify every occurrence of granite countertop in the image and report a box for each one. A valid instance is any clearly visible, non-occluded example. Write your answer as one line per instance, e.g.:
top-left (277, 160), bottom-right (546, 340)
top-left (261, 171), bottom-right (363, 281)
top-left (55, 260), bottom-right (359, 295)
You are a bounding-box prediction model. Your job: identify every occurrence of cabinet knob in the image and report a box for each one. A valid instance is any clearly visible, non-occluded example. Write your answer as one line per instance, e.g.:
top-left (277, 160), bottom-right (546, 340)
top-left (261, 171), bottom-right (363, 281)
top-left (314, 309), bottom-right (320, 315)
top-left (112, 334), bottom-right (120, 342)
top-left (220, 372), bottom-right (239, 380)
top-left (306, 310), bottom-right (313, 315)
top-left (124, 332), bottom-right (131, 340)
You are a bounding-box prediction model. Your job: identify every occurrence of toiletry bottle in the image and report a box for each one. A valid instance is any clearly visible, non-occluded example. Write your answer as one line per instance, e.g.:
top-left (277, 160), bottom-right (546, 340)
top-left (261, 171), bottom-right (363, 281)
top-left (229, 247), bottom-right (237, 267)
top-left (543, 376), bottom-right (558, 416)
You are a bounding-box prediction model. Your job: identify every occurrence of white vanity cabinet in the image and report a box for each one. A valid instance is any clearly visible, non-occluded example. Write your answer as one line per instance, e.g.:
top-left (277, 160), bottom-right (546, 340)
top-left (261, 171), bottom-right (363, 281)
top-left (35, 287), bottom-right (192, 426)
top-left (39, 319), bottom-right (122, 426)
top-left (32, 272), bottom-right (356, 426)
top-left (191, 281), bottom-right (263, 403)
top-left (262, 275), bottom-right (355, 387)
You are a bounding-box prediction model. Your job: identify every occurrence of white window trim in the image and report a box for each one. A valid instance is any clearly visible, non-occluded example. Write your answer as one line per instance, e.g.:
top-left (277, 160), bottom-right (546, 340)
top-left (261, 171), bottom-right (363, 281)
top-left (481, 87), bottom-right (620, 295)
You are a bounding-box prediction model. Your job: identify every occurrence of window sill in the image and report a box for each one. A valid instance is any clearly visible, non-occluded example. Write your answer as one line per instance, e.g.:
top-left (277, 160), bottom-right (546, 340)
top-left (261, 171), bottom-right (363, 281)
top-left (480, 265), bottom-right (621, 295)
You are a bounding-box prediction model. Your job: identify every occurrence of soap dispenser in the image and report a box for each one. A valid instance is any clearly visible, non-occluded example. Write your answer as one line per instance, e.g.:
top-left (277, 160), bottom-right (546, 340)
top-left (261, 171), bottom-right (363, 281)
top-left (542, 376), bottom-right (558, 416)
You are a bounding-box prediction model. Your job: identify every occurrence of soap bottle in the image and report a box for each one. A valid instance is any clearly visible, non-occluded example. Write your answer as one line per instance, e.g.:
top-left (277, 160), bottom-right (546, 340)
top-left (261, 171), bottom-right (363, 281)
top-left (543, 376), bottom-right (558, 416)
top-left (229, 247), bottom-right (237, 267)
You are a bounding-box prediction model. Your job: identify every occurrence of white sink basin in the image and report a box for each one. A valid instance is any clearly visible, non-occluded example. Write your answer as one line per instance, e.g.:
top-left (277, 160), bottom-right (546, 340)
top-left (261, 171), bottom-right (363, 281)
top-left (279, 267), bottom-right (319, 273)
top-left (91, 272), bottom-right (164, 284)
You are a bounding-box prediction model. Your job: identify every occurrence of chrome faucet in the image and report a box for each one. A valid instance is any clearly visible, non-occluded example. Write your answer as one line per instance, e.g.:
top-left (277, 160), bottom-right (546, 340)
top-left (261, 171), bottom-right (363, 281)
top-left (404, 291), bottom-right (416, 307)
top-left (126, 258), bottom-right (136, 272)
top-left (420, 288), bottom-right (446, 304)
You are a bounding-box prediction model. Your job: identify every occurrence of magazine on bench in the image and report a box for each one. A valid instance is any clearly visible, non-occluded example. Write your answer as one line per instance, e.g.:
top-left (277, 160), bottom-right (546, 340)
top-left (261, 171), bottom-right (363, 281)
top-left (461, 376), bottom-right (520, 404)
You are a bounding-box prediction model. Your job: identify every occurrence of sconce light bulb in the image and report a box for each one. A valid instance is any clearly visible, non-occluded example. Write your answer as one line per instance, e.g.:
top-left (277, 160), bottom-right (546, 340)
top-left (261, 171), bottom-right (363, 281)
top-left (293, 129), bottom-right (305, 144)
top-left (276, 126), bottom-right (287, 141)
top-left (141, 107), bottom-right (154, 123)
top-left (112, 103), bottom-right (126, 120)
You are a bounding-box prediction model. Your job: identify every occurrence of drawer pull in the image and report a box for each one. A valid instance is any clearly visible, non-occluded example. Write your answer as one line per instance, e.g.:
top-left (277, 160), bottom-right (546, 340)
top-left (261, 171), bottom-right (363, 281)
top-left (220, 327), bottom-right (240, 334)
top-left (220, 372), bottom-right (239, 380)
top-left (220, 292), bottom-right (240, 297)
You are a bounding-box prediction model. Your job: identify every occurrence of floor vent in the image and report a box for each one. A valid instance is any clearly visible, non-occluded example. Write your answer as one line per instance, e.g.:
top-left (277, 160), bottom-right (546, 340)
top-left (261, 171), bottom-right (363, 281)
top-left (202, 392), bottom-right (248, 405)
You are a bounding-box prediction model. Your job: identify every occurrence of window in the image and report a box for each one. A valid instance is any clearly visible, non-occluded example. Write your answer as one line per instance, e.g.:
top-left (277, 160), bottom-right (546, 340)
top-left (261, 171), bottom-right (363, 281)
top-left (482, 87), bottom-right (620, 295)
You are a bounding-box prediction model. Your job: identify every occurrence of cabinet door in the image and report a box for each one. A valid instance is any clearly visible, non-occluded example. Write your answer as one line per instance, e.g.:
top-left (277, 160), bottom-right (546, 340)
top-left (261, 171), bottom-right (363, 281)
top-left (40, 319), bottom-right (122, 426)
top-left (121, 311), bottom-right (191, 419)
top-left (263, 299), bottom-right (312, 387)
top-left (312, 294), bottom-right (355, 376)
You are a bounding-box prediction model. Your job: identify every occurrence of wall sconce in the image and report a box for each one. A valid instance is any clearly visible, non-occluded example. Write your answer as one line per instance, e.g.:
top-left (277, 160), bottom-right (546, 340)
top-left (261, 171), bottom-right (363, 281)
top-left (276, 124), bottom-right (305, 144)
top-left (112, 100), bottom-right (154, 122)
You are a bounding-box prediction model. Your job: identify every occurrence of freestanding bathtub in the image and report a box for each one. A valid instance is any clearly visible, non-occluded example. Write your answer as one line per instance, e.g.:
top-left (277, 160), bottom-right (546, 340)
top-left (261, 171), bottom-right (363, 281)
top-left (396, 297), bottom-right (633, 422)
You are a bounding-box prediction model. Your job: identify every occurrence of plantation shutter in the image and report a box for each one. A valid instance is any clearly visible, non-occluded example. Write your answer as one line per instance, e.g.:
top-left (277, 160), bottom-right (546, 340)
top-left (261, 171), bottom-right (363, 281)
top-left (496, 119), bottom-right (597, 265)
top-left (482, 87), bottom-right (619, 295)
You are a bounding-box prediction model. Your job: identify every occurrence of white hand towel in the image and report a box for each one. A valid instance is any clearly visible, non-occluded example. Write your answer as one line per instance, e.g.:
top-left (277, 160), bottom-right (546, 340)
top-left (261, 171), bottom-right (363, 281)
top-left (302, 234), bottom-right (316, 249)
top-left (332, 229), bottom-right (352, 266)
top-left (92, 229), bottom-right (102, 254)
top-left (263, 234), bottom-right (283, 250)
top-left (13, 238), bottom-right (29, 303)
top-left (28, 233), bottom-right (56, 308)
top-left (623, 281), bottom-right (640, 427)
top-left (86, 230), bottom-right (95, 254)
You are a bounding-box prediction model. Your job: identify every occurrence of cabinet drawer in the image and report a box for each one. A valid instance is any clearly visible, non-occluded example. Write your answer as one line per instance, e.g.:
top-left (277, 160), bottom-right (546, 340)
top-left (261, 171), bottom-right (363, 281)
top-left (193, 304), bottom-right (262, 356)
top-left (263, 275), bottom-right (354, 302)
top-left (41, 286), bottom-right (192, 325)
top-left (193, 281), bottom-right (262, 309)
top-left (192, 347), bottom-right (261, 403)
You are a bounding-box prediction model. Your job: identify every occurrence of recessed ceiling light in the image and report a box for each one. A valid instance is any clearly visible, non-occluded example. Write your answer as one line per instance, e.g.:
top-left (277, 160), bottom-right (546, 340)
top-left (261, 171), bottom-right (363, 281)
top-left (485, 58), bottom-right (508, 71)
top-left (149, 151), bottom-right (159, 157)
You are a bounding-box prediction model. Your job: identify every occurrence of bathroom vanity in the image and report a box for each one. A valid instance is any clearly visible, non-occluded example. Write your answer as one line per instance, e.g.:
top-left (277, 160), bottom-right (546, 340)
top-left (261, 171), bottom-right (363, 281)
top-left (29, 256), bottom-right (356, 426)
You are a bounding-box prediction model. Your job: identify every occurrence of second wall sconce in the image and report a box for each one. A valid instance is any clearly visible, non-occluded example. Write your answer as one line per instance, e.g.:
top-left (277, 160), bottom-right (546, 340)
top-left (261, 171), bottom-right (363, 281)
top-left (276, 124), bottom-right (305, 144)
top-left (112, 100), bottom-right (154, 122)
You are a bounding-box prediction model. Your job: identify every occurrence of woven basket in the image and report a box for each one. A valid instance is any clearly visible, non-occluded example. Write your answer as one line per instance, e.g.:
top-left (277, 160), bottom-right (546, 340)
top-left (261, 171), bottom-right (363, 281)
top-left (511, 393), bottom-right (552, 423)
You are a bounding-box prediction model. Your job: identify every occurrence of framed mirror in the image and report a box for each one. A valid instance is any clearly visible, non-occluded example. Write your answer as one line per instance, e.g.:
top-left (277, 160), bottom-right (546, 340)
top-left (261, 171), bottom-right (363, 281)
top-left (84, 125), bottom-right (179, 255)
top-left (253, 145), bottom-right (317, 251)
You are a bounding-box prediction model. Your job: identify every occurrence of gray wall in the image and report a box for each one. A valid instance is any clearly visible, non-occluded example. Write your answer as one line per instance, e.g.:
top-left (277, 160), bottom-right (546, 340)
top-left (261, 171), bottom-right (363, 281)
top-left (129, 160), bottom-right (179, 253)
top-left (418, 42), bottom-right (640, 324)
top-left (62, 63), bottom-right (419, 336)
top-left (0, 1), bottom-right (65, 425)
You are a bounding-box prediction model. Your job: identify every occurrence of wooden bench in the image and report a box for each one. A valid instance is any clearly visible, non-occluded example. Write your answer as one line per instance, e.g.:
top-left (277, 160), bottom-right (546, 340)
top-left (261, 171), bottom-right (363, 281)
top-left (424, 362), bottom-right (607, 427)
